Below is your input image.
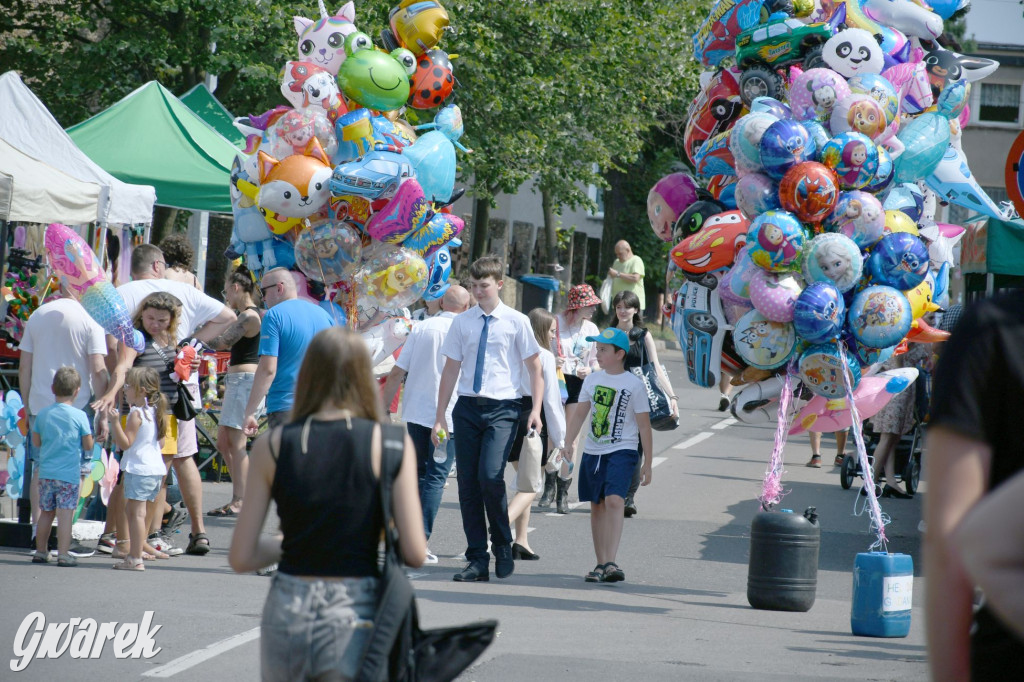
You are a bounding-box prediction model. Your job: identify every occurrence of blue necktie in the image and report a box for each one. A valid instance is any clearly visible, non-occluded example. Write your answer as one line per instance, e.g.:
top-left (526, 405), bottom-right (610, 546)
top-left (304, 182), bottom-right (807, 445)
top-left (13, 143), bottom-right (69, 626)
top-left (473, 315), bottom-right (492, 394)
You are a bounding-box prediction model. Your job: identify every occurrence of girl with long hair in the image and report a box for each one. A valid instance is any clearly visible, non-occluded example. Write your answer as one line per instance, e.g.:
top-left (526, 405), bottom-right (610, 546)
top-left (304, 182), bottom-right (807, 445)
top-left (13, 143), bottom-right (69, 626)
top-left (230, 327), bottom-right (426, 681)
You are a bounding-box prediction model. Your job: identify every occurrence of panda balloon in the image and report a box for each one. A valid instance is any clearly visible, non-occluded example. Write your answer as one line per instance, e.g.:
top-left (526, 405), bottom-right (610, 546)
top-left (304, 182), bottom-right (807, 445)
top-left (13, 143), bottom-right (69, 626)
top-left (823, 29), bottom-right (885, 78)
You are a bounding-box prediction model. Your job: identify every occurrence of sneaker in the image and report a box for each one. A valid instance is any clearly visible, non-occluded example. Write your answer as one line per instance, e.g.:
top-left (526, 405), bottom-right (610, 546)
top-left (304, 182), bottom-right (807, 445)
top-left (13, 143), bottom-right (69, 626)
top-left (148, 534), bottom-right (184, 556)
top-left (454, 552), bottom-right (467, 563)
top-left (834, 454), bottom-right (846, 467)
top-left (68, 541), bottom-right (96, 558)
top-left (718, 394), bottom-right (730, 412)
top-left (424, 549), bottom-right (439, 565)
top-left (256, 563), bottom-right (278, 577)
top-left (806, 455), bottom-right (822, 469)
top-left (448, 464), bottom-right (457, 478)
top-left (97, 534), bottom-right (116, 554)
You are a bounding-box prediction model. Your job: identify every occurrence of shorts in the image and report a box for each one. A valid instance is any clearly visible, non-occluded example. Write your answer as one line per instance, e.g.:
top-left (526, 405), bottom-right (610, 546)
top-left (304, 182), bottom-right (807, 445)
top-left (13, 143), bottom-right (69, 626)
top-left (220, 372), bottom-right (264, 430)
top-left (577, 448), bottom-right (640, 503)
top-left (39, 478), bottom-right (78, 511)
top-left (175, 414), bottom-right (197, 458)
top-left (123, 472), bottom-right (164, 502)
top-left (564, 375), bottom-right (584, 405)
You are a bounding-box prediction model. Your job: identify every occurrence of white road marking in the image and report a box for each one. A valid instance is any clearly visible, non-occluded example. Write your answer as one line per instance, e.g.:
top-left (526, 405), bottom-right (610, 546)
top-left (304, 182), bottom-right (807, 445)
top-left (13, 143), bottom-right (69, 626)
top-left (407, 572), bottom-right (431, 580)
top-left (142, 627), bottom-right (261, 678)
top-left (672, 431), bottom-right (715, 450)
top-left (712, 418), bottom-right (737, 430)
top-left (652, 456), bottom-right (668, 468)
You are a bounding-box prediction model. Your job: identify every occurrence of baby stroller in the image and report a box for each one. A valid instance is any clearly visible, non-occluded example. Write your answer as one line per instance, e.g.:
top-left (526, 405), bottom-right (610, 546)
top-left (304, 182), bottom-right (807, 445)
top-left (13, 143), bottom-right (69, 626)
top-left (839, 371), bottom-right (929, 494)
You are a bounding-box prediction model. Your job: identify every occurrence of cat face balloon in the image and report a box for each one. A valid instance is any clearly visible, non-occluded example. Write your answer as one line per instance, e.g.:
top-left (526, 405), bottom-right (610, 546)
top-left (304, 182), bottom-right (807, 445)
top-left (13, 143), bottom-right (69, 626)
top-left (294, 1), bottom-right (359, 76)
top-left (823, 28), bottom-right (885, 78)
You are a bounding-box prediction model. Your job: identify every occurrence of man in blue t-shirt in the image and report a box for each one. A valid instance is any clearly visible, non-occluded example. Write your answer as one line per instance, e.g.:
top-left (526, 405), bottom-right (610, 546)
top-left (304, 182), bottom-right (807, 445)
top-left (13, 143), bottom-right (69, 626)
top-left (243, 269), bottom-right (336, 433)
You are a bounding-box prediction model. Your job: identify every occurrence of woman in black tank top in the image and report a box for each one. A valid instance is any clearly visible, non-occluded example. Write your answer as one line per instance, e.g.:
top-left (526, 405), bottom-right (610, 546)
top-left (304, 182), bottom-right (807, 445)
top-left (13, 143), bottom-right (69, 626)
top-left (206, 266), bottom-right (263, 517)
top-left (229, 327), bottom-right (425, 681)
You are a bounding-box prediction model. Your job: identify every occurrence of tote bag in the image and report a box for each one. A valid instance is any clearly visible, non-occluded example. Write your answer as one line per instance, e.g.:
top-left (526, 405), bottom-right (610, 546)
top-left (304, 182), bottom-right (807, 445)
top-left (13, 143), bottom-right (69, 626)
top-left (630, 331), bottom-right (678, 431)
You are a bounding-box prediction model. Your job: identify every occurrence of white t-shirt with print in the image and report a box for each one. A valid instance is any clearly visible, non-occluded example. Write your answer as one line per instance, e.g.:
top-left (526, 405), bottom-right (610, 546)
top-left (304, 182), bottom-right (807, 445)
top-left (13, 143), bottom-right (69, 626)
top-left (580, 370), bottom-right (650, 455)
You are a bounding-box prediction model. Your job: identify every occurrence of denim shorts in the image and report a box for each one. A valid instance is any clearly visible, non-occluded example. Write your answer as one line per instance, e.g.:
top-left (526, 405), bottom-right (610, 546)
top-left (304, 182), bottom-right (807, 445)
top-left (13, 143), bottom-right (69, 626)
top-left (220, 372), bottom-right (264, 430)
top-left (123, 472), bottom-right (164, 502)
top-left (261, 572), bottom-right (379, 682)
top-left (578, 448), bottom-right (640, 503)
top-left (39, 478), bottom-right (78, 511)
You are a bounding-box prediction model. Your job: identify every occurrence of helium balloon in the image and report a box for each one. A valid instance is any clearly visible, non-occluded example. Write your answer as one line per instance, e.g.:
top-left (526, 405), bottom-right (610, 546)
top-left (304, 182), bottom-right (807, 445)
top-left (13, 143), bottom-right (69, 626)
top-left (778, 162), bottom-right (839, 223)
top-left (759, 119), bottom-right (816, 180)
top-left (749, 270), bottom-right (804, 323)
top-left (694, 130), bottom-right (737, 179)
top-left (648, 173), bottom-right (700, 242)
top-left (356, 242), bottom-right (428, 309)
top-left (746, 210), bottom-right (806, 273)
top-left (799, 343), bottom-right (862, 398)
top-left (728, 112), bottom-right (778, 174)
top-left (892, 112), bottom-right (950, 184)
top-left (673, 199), bottom-right (727, 243)
top-left (264, 109), bottom-right (338, 160)
top-left (793, 281), bottom-right (846, 343)
top-left (823, 191), bottom-right (886, 249)
top-left (819, 132), bottom-right (879, 190)
top-left (734, 173), bottom-right (779, 218)
top-left (844, 331), bottom-right (897, 368)
top-left (802, 233), bottom-right (863, 292)
top-left (408, 49), bottom-right (455, 109)
top-left (862, 146), bottom-right (894, 194)
top-left (904, 278), bottom-right (939, 320)
top-left (749, 97), bottom-right (791, 120)
top-left (883, 183), bottom-right (925, 222)
top-left (733, 309), bottom-right (798, 370)
top-left (848, 285), bottom-right (913, 348)
top-left (830, 94), bottom-right (888, 141)
top-left (884, 209), bottom-right (919, 236)
top-left (337, 32), bottom-right (415, 111)
top-left (789, 68), bottom-right (851, 122)
top-left (726, 246), bottom-right (758, 300)
top-left (422, 243), bottom-right (454, 300)
top-left (294, 220), bottom-right (362, 284)
top-left (847, 74), bottom-right (899, 125)
top-left (802, 119), bottom-right (831, 152)
top-left (867, 232), bottom-right (930, 290)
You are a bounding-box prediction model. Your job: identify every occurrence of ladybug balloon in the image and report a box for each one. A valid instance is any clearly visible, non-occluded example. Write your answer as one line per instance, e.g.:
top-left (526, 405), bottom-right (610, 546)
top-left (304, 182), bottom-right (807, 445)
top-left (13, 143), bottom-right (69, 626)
top-left (408, 49), bottom-right (455, 110)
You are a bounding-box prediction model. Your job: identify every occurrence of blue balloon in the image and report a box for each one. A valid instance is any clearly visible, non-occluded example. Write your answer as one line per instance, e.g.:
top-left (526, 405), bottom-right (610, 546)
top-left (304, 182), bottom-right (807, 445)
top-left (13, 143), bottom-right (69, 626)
top-left (793, 281), bottom-right (846, 343)
top-left (802, 119), bottom-right (831, 153)
top-left (746, 210), bottom-right (806, 272)
top-left (798, 343), bottom-right (862, 398)
top-left (882, 183), bottom-right (924, 222)
top-left (759, 119), bottom-right (816, 180)
top-left (422, 244), bottom-right (453, 301)
top-left (892, 113), bottom-right (950, 185)
top-left (402, 130), bottom-right (456, 203)
top-left (750, 96), bottom-right (792, 120)
top-left (863, 146), bottom-right (894, 194)
top-left (847, 285), bottom-right (913, 348)
top-left (843, 332), bottom-right (896, 368)
top-left (819, 132), bottom-right (878, 190)
top-left (867, 232), bottom-right (930, 290)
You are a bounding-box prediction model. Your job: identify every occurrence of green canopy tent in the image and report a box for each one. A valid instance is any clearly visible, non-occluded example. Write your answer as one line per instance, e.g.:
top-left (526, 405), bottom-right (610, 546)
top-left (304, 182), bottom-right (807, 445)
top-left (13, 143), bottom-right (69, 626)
top-left (179, 83), bottom-right (247, 150)
top-left (961, 216), bottom-right (1024, 299)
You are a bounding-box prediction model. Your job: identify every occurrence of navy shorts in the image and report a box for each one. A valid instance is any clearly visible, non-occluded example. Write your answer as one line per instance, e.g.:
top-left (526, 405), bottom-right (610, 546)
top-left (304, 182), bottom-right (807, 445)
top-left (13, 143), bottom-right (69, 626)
top-left (577, 448), bottom-right (640, 503)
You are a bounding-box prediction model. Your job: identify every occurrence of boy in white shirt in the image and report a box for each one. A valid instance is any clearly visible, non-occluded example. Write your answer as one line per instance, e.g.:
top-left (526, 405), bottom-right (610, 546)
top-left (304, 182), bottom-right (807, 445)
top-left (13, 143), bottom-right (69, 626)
top-left (562, 327), bottom-right (654, 584)
top-left (433, 257), bottom-right (544, 582)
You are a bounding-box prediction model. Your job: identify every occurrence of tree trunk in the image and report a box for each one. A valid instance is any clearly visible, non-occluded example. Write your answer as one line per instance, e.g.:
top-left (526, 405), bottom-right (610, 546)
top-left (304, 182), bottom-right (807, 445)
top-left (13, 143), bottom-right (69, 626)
top-left (601, 166), bottom-right (629, 272)
top-left (541, 189), bottom-right (558, 275)
top-left (471, 194), bottom-right (491, 261)
top-left (151, 206), bottom-right (178, 246)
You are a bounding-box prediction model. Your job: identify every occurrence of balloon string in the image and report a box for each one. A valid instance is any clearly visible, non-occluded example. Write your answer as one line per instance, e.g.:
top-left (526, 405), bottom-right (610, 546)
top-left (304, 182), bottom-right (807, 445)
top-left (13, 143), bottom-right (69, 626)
top-left (309, 233), bottom-right (343, 328)
top-left (760, 361), bottom-right (796, 509)
top-left (838, 340), bottom-right (888, 551)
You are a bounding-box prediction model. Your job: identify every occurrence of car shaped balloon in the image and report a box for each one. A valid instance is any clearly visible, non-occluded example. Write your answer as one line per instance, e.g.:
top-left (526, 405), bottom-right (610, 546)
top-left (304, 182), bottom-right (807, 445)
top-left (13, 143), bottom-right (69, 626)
top-left (684, 67), bottom-right (744, 165)
top-left (670, 210), bottom-right (750, 276)
top-left (329, 148), bottom-right (415, 200)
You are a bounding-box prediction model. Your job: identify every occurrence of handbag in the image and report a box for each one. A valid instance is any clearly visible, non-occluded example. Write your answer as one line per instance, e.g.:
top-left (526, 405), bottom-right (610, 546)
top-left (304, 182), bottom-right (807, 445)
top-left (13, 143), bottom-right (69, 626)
top-left (599, 276), bottom-right (613, 313)
top-left (356, 424), bottom-right (497, 682)
top-left (630, 329), bottom-right (678, 432)
top-left (153, 343), bottom-right (198, 421)
top-left (516, 430), bottom-right (544, 493)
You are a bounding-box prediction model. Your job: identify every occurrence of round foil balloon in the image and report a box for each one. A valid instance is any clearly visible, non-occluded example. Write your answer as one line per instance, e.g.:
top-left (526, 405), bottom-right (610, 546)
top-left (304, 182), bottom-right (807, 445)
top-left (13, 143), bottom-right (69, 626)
top-left (819, 132), bottom-right (879, 190)
top-left (862, 145), bottom-right (894, 194)
top-left (759, 119), bottom-right (816, 179)
top-left (749, 270), bottom-right (804, 322)
top-left (823, 190), bottom-right (885, 249)
top-left (848, 285), bottom-right (913, 348)
top-left (830, 94), bottom-right (888, 141)
top-left (793, 281), bottom-right (846, 343)
top-left (729, 112), bottom-right (778, 173)
top-left (789, 68), bottom-right (851, 122)
top-left (847, 74), bottom-right (899, 125)
top-left (802, 233), bottom-right (863, 292)
top-left (734, 173), bottom-right (779, 218)
top-left (844, 332), bottom-right (896, 368)
top-left (802, 119), bottom-right (831, 152)
top-left (867, 232), bottom-right (929, 290)
top-left (798, 343), bottom-right (862, 398)
top-left (883, 209), bottom-right (919, 236)
top-left (727, 246), bottom-right (759, 300)
top-left (733, 309), bottom-right (798, 370)
top-left (294, 220), bottom-right (362, 285)
top-left (778, 162), bottom-right (839, 223)
top-left (357, 242), bottom-right (429, 309)
top-left (746, 210), bottom-right (806, 272)
top-left (749, 97), bottom-right (791, 120)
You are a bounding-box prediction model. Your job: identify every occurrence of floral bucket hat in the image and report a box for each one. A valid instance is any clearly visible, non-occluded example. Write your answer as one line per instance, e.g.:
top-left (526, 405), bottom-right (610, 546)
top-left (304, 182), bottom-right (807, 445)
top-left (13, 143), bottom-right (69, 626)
top-left (566, 284), bottom-right (602, 310)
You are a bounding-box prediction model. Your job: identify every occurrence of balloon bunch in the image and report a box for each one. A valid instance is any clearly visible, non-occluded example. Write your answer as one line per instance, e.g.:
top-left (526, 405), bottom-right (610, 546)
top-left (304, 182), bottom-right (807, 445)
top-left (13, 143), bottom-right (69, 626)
top-left (0, 391), bottom-right (28, 499)
top-left (658, 0), bottom-right (1000, 535)
top-left (1, 249), bottom-right (59, 343)
top-left (227, 0), bottom-right (466, 342)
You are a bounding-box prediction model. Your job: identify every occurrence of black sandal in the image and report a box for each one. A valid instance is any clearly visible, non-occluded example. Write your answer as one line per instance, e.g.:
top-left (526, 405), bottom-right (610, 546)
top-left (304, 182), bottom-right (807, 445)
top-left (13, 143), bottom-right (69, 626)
top-left (186, 532), bottom-right (211, 555)
top-left (601, 562), bottom-right (625, 583)
top-left (584, 564), bottom-right (607, 582)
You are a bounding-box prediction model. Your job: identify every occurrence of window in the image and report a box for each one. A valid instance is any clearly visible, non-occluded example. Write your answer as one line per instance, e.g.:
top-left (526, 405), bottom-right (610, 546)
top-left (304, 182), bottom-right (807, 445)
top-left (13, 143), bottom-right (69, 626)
top-left (977, 83), bottom-right (1021, 124)
top-left (586, 183), bottom-right (605, 218)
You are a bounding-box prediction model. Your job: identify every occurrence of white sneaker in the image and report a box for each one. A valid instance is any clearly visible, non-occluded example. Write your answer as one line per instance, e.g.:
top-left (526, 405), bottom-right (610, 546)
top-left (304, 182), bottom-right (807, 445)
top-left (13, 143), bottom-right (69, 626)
top-left (149, 534), bottom-right (184, 556)
top-left (424, 549), bottom-right (439, 565)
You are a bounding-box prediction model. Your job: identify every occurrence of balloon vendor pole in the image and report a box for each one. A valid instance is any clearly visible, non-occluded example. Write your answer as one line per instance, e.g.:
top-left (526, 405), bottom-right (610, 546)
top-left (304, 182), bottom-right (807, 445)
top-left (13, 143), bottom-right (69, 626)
top-left (760, 361), bottom-right (796, 509)
top-left (838, 340), bottom-right (888, 550)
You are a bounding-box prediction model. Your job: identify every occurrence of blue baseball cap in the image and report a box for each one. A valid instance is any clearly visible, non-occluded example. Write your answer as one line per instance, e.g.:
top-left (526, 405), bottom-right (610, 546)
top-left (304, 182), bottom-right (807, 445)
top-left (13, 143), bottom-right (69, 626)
top-left (586, 327), bottom-right (630, 353)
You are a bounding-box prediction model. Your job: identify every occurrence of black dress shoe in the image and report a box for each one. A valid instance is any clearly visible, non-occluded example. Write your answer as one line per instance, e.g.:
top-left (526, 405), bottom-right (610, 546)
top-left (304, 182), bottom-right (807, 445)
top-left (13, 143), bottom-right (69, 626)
top-left (860, 484), bottom-right (882, 498)
top-left (493, 544), bottom-right (514, 579)
top-left (881, 484), bottom-right (914, 499)
top-left (512, 543), bottom-right (540, 560)
top-left (452, 564), bottom-right (489, 582)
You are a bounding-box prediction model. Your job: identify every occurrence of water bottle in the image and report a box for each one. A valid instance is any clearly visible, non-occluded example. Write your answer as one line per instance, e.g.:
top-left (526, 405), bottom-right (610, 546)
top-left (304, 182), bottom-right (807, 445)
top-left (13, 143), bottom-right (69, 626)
top-left (559, 458), bottom-right (574, 480)
top-left (434, 429), bottom-right (449, 463)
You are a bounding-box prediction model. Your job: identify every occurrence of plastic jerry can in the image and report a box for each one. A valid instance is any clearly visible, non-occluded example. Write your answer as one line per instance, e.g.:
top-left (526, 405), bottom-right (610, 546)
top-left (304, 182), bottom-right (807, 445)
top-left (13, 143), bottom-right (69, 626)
top-left (747, 507), bottom-right (820, 612)
top-left (851, 551), bottom-right (914, 637)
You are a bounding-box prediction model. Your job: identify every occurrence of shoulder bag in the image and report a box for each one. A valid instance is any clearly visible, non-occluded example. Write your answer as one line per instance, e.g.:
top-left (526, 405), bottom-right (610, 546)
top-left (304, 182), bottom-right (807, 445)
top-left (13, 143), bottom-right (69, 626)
top-left (630, 331), bottom-right (678, 432)
top-left (355, 424), bottom-right (497, 682)
top-left (152, 343), bottom-right (198, 422)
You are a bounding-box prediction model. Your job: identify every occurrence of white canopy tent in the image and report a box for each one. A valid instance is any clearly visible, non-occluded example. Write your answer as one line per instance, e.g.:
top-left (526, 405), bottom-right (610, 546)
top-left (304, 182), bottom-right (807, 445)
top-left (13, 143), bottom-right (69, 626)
top-left (0, 71), bottom-right (155, 225)
top-left (0, 138), bottom-right (103, 224)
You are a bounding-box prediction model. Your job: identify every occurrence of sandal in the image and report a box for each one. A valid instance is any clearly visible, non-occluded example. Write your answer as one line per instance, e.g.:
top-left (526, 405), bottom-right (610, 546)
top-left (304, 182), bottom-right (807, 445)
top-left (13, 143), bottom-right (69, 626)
top-left (186, 532), bottom-right (211, 556)
top-left (111, 540), bottom-right (131, 559)
top-left (834, 454), bottom-right (846, 467)
top-left (584, 564), bottom-right (607, 583)
top-left (806, 454), bottom-right (822, 468)
top-left (206, 504), bottom-right (237, 517)
top-left (601, 562), bottom-right (625, 583)
top-left (143, 549), bottom-right (170, 560)
top-left (112, 557), bottom-right (145, 571)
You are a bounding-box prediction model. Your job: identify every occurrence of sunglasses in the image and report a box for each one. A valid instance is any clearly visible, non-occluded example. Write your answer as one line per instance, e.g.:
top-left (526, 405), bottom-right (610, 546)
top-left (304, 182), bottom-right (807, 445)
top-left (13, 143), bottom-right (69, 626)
top-left (260, 283), bottom-right (277, 296)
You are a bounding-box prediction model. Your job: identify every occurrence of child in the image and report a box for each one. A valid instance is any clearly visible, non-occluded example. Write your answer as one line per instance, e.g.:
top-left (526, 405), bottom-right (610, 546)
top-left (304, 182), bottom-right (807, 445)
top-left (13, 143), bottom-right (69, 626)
top-left (108, 367), bottom-right (168, 571)
top-left (562, 327), bottom-right (653, 583)
top-left (31, 367), bottom-right (94, 567)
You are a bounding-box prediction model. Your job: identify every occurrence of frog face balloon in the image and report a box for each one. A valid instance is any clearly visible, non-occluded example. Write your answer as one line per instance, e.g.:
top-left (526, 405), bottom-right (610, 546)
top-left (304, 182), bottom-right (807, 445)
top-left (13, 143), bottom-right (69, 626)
top-left (338, 32), bottom-right (417, 111)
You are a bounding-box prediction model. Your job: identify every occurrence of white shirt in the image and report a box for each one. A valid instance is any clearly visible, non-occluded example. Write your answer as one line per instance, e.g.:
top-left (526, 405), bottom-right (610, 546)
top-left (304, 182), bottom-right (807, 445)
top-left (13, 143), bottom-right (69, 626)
top-left (441, 301), bottom-right (541, 401)
top-left (395, 311), bottom-right (458, 429)
top-left (580, 370), bottom-right (650, 455)
top-left (556, 315), bottom-right (599, 375)
top-left (518, 348), bottom-right (566, 449)
top-left (20, 298), bottom-right (107, 414)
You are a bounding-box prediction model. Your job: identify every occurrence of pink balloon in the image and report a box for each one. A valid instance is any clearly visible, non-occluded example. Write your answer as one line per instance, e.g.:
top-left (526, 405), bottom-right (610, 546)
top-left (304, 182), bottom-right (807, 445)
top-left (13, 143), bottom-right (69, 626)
top-left (647, 173), bottom-right (699, 242)
top-left (789, 367), bottom-right (918, 435)
top-left (749, 270), bottom-right (804, 322)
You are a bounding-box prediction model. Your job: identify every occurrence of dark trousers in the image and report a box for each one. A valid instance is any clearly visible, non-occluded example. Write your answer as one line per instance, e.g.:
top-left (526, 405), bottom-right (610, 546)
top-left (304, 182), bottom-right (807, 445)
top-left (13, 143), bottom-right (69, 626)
top-left (406, 422), bottom-right (455, 540)
top-left (452, 396), bottom-right (521, 565)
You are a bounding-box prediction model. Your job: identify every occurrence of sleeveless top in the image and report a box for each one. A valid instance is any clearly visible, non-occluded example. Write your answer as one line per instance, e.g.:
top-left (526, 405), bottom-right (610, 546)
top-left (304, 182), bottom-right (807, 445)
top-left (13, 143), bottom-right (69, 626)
top-left (271, 417), bottom-right (388, 577)
top-left (229, 306), bottom-right (261, 367)
top-left (624, 326), bottom-right (648, 370)
top-left (122, 333), bottom-right (178, 411)
top-left (121, 406), bottom-right (165, 476)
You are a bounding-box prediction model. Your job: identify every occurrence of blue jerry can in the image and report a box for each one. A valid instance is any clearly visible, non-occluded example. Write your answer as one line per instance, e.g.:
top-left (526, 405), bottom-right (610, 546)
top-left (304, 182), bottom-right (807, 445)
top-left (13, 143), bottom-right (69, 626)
top-left (851, 551), bottom-right (914, 637)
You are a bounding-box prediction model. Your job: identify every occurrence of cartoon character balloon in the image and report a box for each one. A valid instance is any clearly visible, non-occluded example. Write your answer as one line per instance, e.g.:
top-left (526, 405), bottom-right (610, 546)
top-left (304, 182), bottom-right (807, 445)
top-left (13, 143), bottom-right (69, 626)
top-left (798, 343), bottom-right (862, 398)
top-left (294, 219), bottom-right (362, 284)
top-left (749, 270), bottom-right (804, 323)
top-left (793, 281), bottom-right (846, 343)
top-left (823, 28), bottom-right (885, 78)
top-left (733, 309), bottom-right (798, 370)
top-left (337, 32), bottom-right (416, 111)
top-left (867, 232), bottom-right (930, 290)
top-left (734, 173), bottom-right (779, 218)
top-left (802, 233), bottom-right (863, 292)
top-left (758, 119), bottom-right (816, 179)
top-left (778, 162), bottom-right (838, 223)
top-left (848, 285), bottom-right (913, 348)
top-left (357, 242), bottom-right (428, 309)
top-left (824, 190), bottom-right (885, 248)
top-left (819, 132), bottom-right (879, 190)
top-left (746, 211), bottom-right (806, 272)
top-left (830, 94), bottom-right (888, 140)
top-left (294, 1), bottom-right (358, 76)
top-left (648, 173), bottom-right (700, 242)
top-left (789, 68), bottom-right (851, 122)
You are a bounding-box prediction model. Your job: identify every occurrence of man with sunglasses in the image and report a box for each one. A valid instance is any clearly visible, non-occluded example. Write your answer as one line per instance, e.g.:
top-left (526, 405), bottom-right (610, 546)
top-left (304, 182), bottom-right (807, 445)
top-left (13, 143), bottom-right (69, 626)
top-left (242, 268), bottom-right (336, 434)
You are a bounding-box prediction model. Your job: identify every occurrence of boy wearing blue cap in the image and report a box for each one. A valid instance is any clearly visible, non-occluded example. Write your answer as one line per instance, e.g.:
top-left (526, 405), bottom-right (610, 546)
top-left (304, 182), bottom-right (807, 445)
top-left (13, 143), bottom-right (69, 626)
top-left (561, 327), bottom-right (653, 583)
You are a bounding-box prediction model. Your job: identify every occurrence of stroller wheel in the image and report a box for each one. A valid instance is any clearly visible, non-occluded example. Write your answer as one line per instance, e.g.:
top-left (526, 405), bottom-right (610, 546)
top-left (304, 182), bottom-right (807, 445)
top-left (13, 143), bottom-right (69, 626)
top-left (903, 453), bottom-right (921, 495)
top-left (839, 454), bottom-right (856, 490)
